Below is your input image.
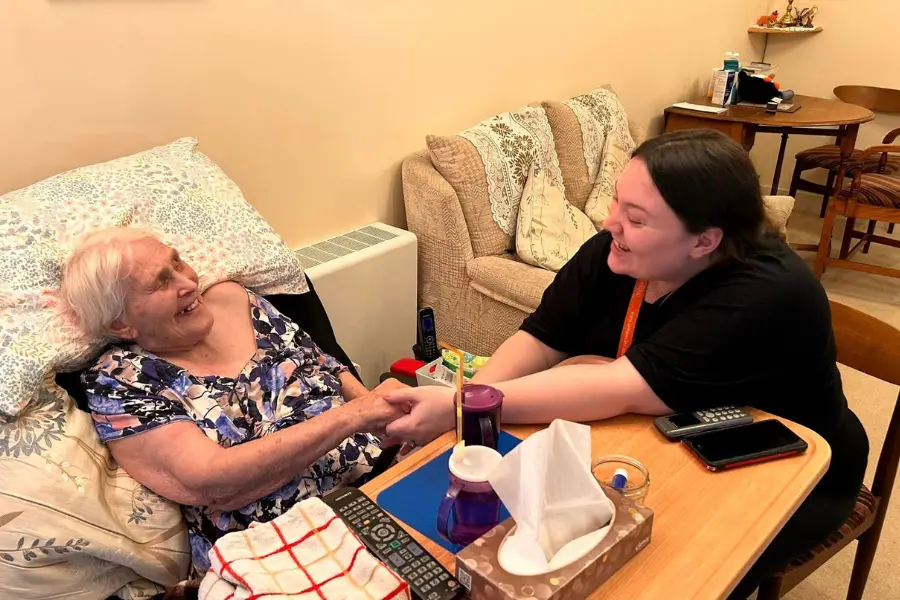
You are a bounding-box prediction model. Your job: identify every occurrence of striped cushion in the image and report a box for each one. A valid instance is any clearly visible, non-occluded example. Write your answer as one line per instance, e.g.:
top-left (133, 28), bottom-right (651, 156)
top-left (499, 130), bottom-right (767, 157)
top-left (777, 485), bottom-right (875, 575)
top-left (796, 145), bottom-right (900, 175)
top-left (836, 173), bottom-right (900, 208)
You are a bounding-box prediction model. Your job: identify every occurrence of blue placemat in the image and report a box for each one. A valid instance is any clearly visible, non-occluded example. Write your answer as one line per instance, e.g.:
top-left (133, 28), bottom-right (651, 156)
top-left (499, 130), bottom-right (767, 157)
top-left (376, 432), bottom-right (522, 553)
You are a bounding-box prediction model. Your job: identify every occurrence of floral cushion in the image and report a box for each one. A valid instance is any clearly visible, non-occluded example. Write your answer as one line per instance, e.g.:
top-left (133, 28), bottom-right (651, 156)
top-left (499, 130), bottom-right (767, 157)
top-left (516, 164), bottom-right (597, 272)
top-left (0, 137), bottom-right (308, 417)
top-left (0, 379), bottom-right (190, 599)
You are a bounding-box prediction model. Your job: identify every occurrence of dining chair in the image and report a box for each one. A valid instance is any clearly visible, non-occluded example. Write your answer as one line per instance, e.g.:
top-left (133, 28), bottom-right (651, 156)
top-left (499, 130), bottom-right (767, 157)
top-left (788, 86), bottom-right (900, 231)
top-left (757, 302), bottom-right (900, 600)
top-left (813, 142), bottom-right (900, 280)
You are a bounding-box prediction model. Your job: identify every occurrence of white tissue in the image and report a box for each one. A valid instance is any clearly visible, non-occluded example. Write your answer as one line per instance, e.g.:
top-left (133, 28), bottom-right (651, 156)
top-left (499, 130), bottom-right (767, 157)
top-left (489, 419), bottom-right (613, 576)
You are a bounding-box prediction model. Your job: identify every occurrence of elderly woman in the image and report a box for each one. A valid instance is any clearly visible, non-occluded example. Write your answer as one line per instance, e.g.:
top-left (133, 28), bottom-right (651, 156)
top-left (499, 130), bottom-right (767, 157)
top-left (60, 228), bottom-right (406, 573)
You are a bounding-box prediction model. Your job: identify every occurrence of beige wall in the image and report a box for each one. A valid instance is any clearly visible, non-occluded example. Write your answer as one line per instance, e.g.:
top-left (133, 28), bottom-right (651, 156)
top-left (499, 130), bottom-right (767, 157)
top-left (752, 0), bottom-right (900, 192)
top-left (2, 1), bottom-right (765, 247)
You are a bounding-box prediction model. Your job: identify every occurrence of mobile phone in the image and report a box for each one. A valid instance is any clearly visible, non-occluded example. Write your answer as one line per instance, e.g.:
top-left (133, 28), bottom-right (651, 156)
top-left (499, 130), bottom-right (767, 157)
top-left (654, 406), bottom-right (753, 440)
top-left (416, 307), bottom-right (440, 362)
top-left (682, 419), bottom-right (808, 471)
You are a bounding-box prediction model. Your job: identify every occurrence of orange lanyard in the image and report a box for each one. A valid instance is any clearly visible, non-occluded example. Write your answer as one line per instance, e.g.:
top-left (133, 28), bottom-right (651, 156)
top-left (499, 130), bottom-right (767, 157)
top-left (617, 280), bottom-right (649, 358)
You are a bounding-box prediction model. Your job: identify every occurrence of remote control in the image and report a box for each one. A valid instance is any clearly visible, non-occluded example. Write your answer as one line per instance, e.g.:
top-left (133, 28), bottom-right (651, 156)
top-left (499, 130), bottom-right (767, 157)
top-left (324, 487), bottom-right (462, 600)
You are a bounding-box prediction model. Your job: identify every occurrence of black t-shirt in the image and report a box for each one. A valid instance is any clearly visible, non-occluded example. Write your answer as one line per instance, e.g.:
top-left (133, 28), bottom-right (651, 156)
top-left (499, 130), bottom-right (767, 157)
top-left (522, 231), bottom-right (868, 500)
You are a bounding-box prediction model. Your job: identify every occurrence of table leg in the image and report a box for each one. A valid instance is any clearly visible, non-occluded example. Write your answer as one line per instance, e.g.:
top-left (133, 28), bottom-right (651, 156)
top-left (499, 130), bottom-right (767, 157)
top-left (770, 133), bottom-right (790, 195)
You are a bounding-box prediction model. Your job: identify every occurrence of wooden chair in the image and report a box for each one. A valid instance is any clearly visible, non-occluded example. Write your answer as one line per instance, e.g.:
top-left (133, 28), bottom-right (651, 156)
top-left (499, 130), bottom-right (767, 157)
top-left (813, 143), bottom-right (900, 279)
top-left (788, 86), bottom-right (900, 234)
top-left (757, 301), bottom-right (900, 600)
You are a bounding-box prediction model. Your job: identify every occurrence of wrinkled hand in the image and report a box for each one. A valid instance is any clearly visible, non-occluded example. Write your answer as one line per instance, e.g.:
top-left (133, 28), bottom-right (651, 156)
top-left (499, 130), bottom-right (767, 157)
top-left (382, 386), bottom-right (456, 447)
top-left (553, 355), bottom-right (614, 368)
top-left (372, 377), bottom-right (410, 396)
top-left (349, 392), bottom-right (409, 437)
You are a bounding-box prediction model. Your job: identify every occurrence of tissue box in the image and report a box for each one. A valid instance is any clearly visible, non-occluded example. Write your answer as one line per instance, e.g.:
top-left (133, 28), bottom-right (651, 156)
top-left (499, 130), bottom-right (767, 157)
top-left (455, 485), bottom-right (653, 600)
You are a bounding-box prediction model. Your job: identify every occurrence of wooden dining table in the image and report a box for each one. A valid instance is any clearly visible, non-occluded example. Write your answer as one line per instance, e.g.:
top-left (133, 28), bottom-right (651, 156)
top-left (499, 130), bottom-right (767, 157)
top-left (664, 94), bottom-right (874, 196)
top-left (361, 411), bottom-right (831, 600)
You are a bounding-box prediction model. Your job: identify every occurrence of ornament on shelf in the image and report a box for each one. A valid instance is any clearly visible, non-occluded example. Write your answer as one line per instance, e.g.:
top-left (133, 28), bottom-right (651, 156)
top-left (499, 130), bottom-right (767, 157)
top-left (780, 0), bottom-right (797, 27)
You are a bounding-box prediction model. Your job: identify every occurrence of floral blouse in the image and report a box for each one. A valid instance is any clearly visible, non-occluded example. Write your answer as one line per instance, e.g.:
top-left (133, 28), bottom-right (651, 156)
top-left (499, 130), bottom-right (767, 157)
top-left (83, 289), bottom-right (381, 574)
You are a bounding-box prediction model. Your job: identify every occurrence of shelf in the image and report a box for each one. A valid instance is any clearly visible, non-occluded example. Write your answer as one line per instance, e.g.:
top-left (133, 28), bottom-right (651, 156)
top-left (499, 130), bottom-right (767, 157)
top-left (748, 26), bottom-right (823, 34)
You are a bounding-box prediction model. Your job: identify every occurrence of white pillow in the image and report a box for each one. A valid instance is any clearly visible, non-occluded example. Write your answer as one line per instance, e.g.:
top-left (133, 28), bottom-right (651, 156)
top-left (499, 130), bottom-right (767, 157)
top-left (584, 131), bottom-right (631, 230)
top-left (516, 164), bottom-right (597, 272)
top-left (0, 137), bottom-right (307, 416)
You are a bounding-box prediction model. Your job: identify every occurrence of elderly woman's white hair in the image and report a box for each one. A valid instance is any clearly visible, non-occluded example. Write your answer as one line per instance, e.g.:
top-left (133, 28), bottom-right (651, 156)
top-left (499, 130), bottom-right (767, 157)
top-left (60, 227), bottom-right (161, 339)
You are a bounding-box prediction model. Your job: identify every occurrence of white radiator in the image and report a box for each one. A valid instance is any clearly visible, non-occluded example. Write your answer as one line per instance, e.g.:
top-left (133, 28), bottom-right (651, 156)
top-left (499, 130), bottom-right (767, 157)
top-left (294, 223), bottom-right (418, 388)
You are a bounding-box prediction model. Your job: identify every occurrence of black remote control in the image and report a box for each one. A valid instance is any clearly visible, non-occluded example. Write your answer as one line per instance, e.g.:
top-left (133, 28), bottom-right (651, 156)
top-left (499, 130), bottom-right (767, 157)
top-left (324, 487), bottom-right (462, 600)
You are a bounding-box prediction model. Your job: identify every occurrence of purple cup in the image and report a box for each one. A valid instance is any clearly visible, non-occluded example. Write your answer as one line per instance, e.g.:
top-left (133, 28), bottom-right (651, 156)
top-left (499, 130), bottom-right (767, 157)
top-left (460, 384), bottom-right (503, 449)
top-left (437, 445), bottom-right (503, 547)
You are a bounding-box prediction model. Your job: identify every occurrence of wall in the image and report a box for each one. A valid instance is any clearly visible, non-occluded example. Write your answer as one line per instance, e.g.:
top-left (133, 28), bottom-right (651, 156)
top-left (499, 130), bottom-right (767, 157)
top-left (2, 1), bottom-right (765, 247)
top-left (752, 0), bottom-right (900, 193)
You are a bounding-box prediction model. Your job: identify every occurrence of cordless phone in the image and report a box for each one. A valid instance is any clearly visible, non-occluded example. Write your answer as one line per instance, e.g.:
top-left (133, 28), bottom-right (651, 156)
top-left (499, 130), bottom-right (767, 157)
top-left (416, 308), bottom-right (440, 362)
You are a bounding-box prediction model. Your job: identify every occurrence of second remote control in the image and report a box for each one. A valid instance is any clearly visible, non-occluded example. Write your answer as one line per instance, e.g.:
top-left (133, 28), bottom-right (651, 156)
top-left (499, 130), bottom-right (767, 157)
top-left (324, 487), bottom-right (462, 600)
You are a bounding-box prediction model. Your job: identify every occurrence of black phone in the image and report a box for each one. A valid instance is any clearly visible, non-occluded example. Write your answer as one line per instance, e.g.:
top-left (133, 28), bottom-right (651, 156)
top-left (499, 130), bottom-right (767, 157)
top-left (416, 307), bottom-right (439, 362)
top-left (682, 419), bottom-right (808, 472)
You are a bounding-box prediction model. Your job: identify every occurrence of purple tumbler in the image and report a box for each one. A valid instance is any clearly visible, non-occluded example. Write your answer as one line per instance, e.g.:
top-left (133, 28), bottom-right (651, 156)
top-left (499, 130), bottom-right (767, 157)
top-left (460, 384), bottom-right (504, 449)
top-left (437, 445), bottom-right (503, 546)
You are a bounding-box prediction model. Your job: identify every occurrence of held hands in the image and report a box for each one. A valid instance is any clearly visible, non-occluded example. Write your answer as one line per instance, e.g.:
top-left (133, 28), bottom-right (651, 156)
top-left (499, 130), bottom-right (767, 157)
top-left (382, 386), bottom-right (456, 447)
top-left (348, 378), bottom-right (413, 443)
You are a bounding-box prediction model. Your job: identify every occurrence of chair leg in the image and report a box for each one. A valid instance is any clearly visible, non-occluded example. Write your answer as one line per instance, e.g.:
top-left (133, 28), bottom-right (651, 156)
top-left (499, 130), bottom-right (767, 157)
top-left (788, 163), bottom-right (804, 198)
top-left (889, 223), bottom-right (896, 235)
top-left (863, 221), bottom-right (877, 254)
top-left (815, 203), bottom-right (838, 278)
top-left (846, 523), bottom-right (888, 600)
top-left (821, 172), bottom-right (836, 218)
top-left (757, 576), bottom-right (784, 600)
top-left (840, 218), bottom-right (856, 259)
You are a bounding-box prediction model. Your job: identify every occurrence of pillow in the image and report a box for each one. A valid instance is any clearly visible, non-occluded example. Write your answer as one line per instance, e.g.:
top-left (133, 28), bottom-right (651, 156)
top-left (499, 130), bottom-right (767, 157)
top-left (762, 195), bottom-right (796, 242)
top-left (427, 105), bottom-right (564, 257)
top-left (0, 380), bottom-right (190, 599)
top-left (584, 132), bottom-right (632, 230)
top-left (0, 137), bottom-right (308, 417)
top-left (516, 164), bottom-right (597, 272)
top-left (543, 86), bottom-right (636, 210)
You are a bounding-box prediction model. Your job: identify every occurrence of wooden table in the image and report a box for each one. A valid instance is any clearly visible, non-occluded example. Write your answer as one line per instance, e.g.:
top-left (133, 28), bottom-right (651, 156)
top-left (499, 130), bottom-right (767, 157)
top-left (361, 412), bottom-right (830, 600)
top-left (664, 95), bottom-right (874, 195)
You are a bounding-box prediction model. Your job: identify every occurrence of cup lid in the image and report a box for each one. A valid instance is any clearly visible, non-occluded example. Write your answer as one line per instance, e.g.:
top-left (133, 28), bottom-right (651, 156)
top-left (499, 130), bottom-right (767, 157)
top-left (449, 444), bottom-right (502, 482)
top-left (461, 384), bottom-right (504, 410)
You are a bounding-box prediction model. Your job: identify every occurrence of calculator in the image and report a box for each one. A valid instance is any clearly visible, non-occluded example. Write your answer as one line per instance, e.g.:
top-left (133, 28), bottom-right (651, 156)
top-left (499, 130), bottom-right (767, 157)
top-left (653, 406), bottom-right (753, 440)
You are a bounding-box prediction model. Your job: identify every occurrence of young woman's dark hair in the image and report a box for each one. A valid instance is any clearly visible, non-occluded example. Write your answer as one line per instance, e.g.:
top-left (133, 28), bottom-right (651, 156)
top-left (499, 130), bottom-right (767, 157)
top-left (632, 129), bottom-right (770, 261)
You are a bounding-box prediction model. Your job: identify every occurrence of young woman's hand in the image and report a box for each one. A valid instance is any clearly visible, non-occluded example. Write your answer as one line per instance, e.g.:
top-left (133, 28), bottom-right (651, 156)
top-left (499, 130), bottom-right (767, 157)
top-left (382, 386), bottom-right (455, 446)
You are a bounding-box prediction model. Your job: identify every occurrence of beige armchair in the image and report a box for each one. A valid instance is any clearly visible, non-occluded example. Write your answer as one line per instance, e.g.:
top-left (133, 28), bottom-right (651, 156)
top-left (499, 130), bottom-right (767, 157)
top-left (402, 109), bottom-right (645, 356)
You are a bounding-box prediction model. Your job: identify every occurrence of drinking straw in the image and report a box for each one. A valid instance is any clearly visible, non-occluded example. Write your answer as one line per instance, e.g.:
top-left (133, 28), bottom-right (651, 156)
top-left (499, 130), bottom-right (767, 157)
top-left (439, 342), bottom-right (465, 444)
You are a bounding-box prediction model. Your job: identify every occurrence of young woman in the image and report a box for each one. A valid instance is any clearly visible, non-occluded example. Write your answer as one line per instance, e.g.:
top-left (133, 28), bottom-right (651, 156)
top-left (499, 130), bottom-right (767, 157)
top-left (383, 130), bottom-right (868, 598)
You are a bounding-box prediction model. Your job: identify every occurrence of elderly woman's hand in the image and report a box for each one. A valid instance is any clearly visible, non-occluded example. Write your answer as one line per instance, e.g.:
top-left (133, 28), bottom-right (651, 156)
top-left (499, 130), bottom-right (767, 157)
top-left (372, 377), bottom-right (410, 396)
top-left (347, 391), bottom-right (410, 435)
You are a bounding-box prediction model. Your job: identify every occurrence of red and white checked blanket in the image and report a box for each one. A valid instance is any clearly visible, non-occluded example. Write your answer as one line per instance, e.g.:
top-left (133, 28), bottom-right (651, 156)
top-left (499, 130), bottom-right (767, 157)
top-left (199, 497), bottom-right (411, 600)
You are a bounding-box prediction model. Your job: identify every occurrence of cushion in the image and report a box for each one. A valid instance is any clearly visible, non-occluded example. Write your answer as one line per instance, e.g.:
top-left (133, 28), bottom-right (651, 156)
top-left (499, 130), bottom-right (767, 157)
top-left (762, 195), bottom-right (796, 242)
top-left (584, 132), bottom-right (631, 230)
top-left (0, 380), bottom-right (190, 599)
top-left (0, 137), bottom-right (308, 417)
top-left (543, 86), bottom-right (636, 210)
top-left (467, 255), bottom-right (556, 313)
top-left (796, 145), bottom-right (900, 175)
top-left (516, 164), bottom-right (597, 272)
top-left (427, 105), bottom-right (564, 257)
top-left (836, 173), bottom-right (900, 208)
